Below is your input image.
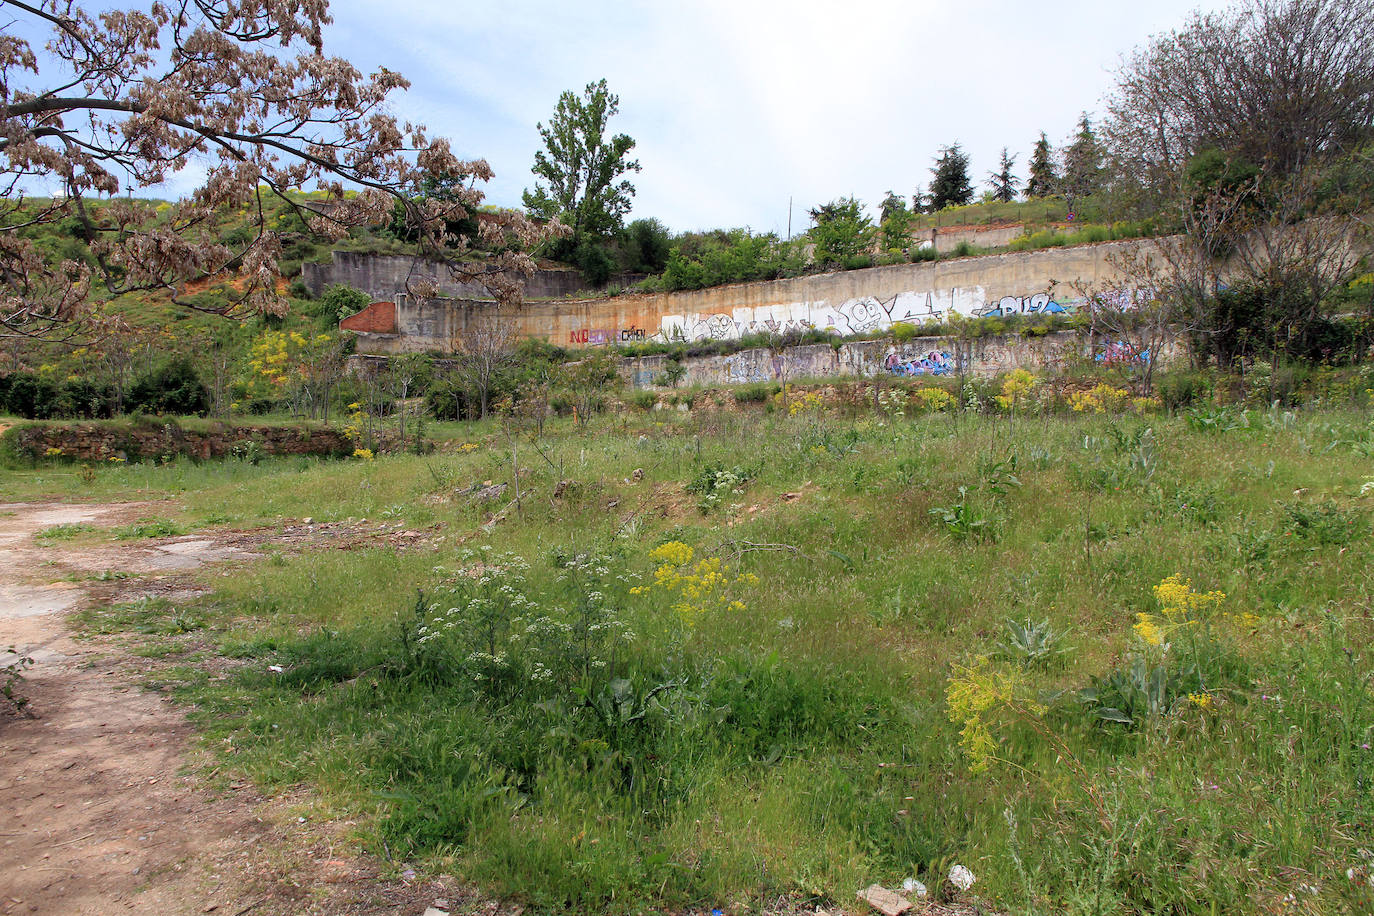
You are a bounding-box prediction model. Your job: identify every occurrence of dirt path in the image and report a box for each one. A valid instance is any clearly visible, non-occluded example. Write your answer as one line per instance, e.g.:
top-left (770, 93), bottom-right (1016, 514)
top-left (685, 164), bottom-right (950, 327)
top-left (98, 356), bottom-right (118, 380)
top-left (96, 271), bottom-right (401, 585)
top-left (0, 503), bottom-right (448, 916)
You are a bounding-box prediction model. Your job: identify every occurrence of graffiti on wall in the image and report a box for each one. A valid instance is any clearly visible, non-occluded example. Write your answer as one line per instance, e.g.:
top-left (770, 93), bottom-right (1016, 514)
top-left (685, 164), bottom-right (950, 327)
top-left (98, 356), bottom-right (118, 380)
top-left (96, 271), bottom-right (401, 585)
top-left (563, 287), bottom-right (1153, 348)
top-left (974, 293), bottom-right (1069, 318)
top-left (646, 287), bottom-right (1094, 347)
top-left (570, 326), bottom-right (648, 345)
top-left (884, 348), bottom-right (955, 376)
top-left (1095, 341), bottom-right (1150, 365)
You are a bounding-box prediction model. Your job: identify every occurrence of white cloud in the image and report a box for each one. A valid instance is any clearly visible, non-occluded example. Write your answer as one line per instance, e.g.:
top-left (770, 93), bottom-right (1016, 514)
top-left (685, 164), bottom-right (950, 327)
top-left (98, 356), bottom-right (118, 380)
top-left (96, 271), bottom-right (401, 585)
top-left (55, 0), bottom-right (1227, 232)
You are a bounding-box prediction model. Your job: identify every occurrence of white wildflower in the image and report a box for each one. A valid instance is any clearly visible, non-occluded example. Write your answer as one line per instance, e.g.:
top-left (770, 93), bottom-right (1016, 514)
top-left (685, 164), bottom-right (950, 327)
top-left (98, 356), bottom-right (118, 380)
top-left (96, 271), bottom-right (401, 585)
top-left (948, 864), bottom-right (975, 892)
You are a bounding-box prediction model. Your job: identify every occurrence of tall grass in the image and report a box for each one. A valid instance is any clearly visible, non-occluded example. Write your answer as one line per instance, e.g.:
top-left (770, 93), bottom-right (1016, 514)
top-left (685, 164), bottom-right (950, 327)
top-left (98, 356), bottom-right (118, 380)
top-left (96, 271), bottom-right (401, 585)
top-left (35, 397), bottom-right (1374, 914)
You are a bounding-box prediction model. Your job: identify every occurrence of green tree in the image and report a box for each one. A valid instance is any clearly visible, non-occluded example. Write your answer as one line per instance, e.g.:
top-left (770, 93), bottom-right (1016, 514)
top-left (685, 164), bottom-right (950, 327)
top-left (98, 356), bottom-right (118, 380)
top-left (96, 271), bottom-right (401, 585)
top-left (320, 284), bottom-right (372, 322)
top-left (0, 0), bottom-right (543, 339)
top-left (1026, 132), bottom-right (1057, 198)
top-left (987, 148), bottom-right (1019, 202)
top-left (807, 198), bottom-right (876, 266)
top-left (620, 218), bottom-right (674, 274)
top-left (1062, 113), bottom-right (1106, 206)
top-left (523, 79), bottom-right (641, 245)
top-left (929, 144), bottom-right (974, 210)
top-left (879, 191), bottom-right (914, 249)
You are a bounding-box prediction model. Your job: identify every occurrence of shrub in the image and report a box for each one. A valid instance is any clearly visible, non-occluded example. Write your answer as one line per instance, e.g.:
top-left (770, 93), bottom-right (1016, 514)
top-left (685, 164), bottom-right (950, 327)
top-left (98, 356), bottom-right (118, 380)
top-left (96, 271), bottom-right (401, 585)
top-left (1157, 370), bottom-right (1213, 411)
top-left (126, 358), bottom-right (210, 416)
top-left (2, 373), bottom-right (58, 418)
top-left (629, 389), bottom-right (657, 411)
top-left (912, 386), bottom-right (954, 411)
top-left (320, 283), bottom-right (370, 321)
top-left (732, 382), bottom-right (779, 403)
top-left (685, 463), bottom-right (755, 512)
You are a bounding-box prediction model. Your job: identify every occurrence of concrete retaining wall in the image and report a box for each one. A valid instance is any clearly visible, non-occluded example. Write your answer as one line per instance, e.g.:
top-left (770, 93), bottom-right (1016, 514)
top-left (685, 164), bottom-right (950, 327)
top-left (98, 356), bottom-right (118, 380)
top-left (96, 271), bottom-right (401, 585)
top-left (618, 330), bottom-right (1128, 388)
top-left (303, 251), bottom-right (637, 302)
top-left (346, 238), bottom-right (1150, 356)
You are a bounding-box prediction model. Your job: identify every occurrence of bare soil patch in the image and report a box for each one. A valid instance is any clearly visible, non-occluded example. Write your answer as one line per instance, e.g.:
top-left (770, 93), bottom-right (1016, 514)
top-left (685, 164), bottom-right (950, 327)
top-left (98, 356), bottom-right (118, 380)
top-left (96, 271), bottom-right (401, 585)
top-left (0, 502), bottom-right (450, 916)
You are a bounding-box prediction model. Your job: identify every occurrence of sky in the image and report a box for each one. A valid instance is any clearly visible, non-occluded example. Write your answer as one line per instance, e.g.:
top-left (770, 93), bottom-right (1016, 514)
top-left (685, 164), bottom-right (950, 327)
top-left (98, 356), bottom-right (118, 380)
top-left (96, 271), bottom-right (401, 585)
top-left (17, 0), bottom-right (1232, 235)
top-left (317, 0), bottom-right (1228, 236)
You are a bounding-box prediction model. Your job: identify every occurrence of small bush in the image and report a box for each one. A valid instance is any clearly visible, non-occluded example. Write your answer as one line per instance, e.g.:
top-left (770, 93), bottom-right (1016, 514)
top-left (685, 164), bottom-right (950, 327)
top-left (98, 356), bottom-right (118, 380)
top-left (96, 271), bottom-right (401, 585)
top-left (126, 358), bottom-right (210, 416)
top-left (732, 382), bottom-right (779, 403)
top-left (1158, 370), bottom-right (1213, 411)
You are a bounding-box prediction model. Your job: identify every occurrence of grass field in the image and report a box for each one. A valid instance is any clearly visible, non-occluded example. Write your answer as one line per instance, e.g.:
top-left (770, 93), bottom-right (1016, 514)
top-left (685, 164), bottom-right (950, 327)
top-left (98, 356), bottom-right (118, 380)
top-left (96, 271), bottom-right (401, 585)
top-left (8, 397), bottom-right (1374, 915)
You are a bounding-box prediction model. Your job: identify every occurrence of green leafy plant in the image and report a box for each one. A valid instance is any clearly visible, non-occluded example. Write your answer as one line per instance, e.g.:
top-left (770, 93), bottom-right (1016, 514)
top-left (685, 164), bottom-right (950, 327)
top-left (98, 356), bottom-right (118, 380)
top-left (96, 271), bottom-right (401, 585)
top-left (1284, 500), bottom-right (1368, 546)
top-left (686, 463), bottom-right (754, 513)
top-left (3, 645), bottom-right (34, 715)
top-left (929, 486), bottom-right (992, 541)
top-left (1078, 655), bottom-right (1201, 727)
top-left (998, 617), bottom-right (1070, 669)
top-left (35, 522), bottom-right (94, 541)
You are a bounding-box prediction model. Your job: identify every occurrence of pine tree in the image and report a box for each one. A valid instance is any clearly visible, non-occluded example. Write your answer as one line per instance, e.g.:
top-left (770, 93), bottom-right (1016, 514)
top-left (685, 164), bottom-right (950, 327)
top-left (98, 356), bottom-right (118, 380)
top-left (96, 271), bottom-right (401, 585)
top-left (987, 148), bottom-right (1019, 202)
top-left (929, 143), bottom-right (974, 211)
top-left (1061, 113), bottom-right (1105, 205)
top-left (1026, 132), bottom-right (1056, 198)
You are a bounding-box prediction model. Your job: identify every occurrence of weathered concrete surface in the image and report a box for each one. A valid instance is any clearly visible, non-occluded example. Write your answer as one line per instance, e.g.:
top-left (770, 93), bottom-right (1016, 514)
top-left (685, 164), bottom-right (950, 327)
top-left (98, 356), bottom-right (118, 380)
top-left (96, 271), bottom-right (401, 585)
top-left (303, 250), bottom-right (637, 301)
top-left (617, 330), bottom-right (1137, 388)
top-left (928, 223), bottom-right (1026, 253)
top-left (347, 239), bottom-right (1148, 356)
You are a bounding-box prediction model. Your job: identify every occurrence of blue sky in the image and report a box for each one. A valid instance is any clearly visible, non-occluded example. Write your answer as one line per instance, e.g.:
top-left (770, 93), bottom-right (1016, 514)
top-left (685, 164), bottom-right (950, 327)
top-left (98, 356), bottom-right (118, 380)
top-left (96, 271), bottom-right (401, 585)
top-left (319, 0), bottom-right (1227, 235)
top-left (20, 1), bottom-right (1230, 235)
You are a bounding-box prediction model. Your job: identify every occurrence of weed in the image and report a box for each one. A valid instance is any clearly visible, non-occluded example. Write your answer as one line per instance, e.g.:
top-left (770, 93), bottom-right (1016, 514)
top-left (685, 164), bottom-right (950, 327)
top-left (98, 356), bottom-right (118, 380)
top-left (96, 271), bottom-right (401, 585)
top-left (2, 646), bottom-right (34, 715)
top-left (929, 486), bottom-right (992, 541)
top-left (113, 517), bottom-right (186, 539)
top-left (34, 522), bottom-right (95, 541)
top-left (686, 463), bottom-right (754, 513)
top-left (998, 617), bottom-right (1070, 669)
top-left (1284, 500), bottom-right (1368, 545)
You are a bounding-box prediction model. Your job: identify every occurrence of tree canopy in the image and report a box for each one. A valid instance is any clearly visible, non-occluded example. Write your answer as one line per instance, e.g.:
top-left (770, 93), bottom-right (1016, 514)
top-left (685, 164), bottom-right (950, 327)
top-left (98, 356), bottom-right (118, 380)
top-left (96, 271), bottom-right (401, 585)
top-left (1025, 132), bottom-right (1056, 199)
top-left (987, 148), bottom-right (1019, 203)
top-left (0, 0), bottom-right (542, 340)
top-left (1061, 114), bottom-right (1105, 205)
top-left (929, 143), bottom-right (973, 211)
top-left (1104, 0), bottom-right (1374, 188)
top-left (807, 197), bottom-right (875, 265)
top-left (522, 79), bottom-right (640, 245)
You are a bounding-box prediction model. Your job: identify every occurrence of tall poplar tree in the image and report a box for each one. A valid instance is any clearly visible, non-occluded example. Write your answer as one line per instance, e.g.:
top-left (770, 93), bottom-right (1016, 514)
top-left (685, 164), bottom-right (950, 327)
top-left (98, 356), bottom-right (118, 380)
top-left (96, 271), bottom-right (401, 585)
top-left (523, 79), bottom-right (641, 245)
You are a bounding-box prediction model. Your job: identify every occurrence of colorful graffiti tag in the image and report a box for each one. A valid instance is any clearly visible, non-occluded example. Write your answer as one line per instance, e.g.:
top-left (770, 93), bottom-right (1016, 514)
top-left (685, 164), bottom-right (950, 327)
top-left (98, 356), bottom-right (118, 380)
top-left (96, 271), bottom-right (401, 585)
top-left (570, 326), bottom-right (648, 345)
top-left (647, 289), bottom-right (1090, 347)
top-left (884, 349), bottom-right (955, 376)
top-left (974, 293), bottom-right (1069, 318)
top-left (1095, 341), bottom-right (1150, 365)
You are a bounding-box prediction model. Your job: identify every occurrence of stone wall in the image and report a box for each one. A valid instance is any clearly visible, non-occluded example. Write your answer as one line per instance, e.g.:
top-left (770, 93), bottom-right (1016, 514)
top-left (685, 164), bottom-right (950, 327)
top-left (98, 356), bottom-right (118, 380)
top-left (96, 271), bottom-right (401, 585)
top-left (4, 420), bottom-right (355, 462)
